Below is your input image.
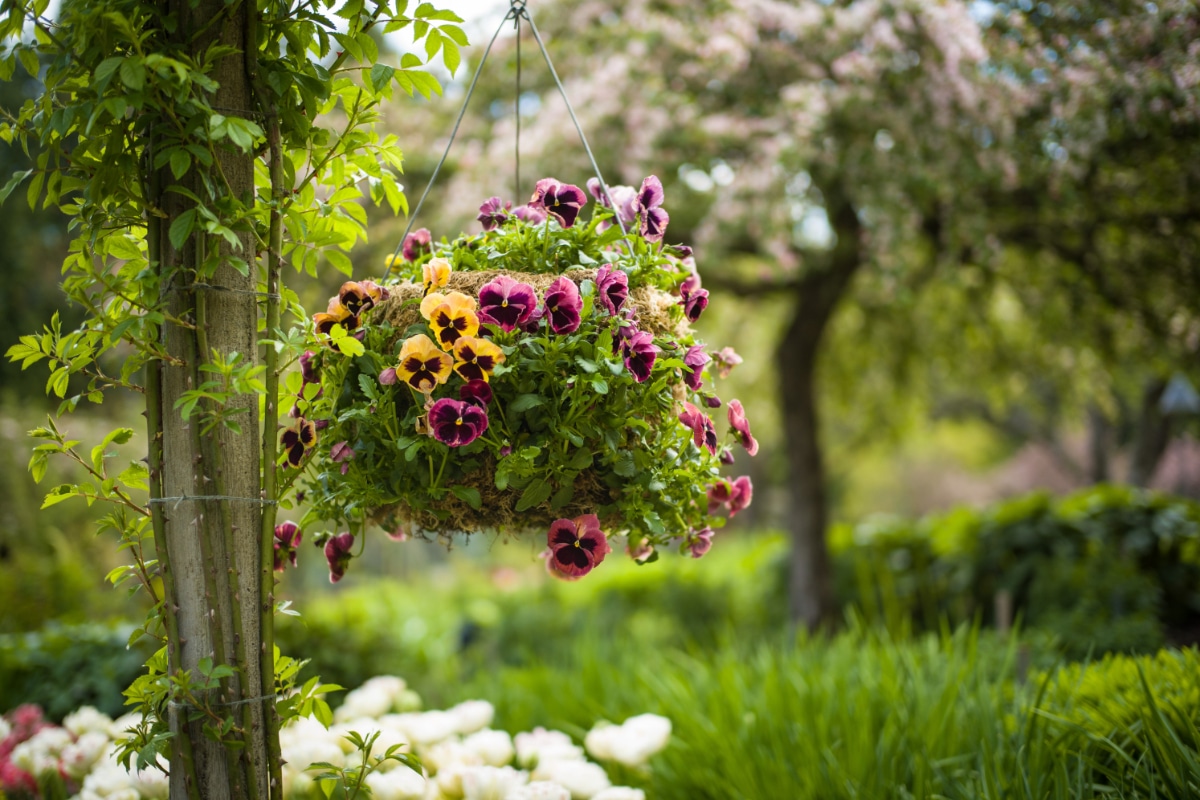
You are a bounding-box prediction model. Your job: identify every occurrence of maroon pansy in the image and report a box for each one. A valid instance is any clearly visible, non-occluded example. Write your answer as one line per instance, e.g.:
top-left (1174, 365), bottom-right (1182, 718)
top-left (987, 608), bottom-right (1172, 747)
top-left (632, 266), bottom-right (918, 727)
top-left (719, 448), bottom-right (736, 465)
top-left (330, 440), bottom-right (357, 475)
top-left (595, 264), bottom-right (629, 316)
top-left (727, 399), bottom-right (759, 456)
top-left (679, 401), bottom-right (718, 455)
top-left (682, 287), bottom-right (709, 323)
top-left (300, 350), bottom-right (319, 384)
top-left (687, 527), bottom-right (714, 559)
top-left (273, 521), bottom-right (302, 572)
top-left (729, 476), bottom-right (753, 517)
top-left (704, 395), bottom-right (722, 409)
top-left (682, 344), bottom-right (710, 391)
top-left (324, 532), bottom-right (355, 584)
top-left (477, 196), bottom-right (512, 231)
top-left (402, 228), bottom-right (432, 261)
top-left (460, 379), bottom-right (493, 408)
top-left (478, 275), bottom-right (538, 331)
top-left (530, 178), bottom-right (588, 228)
top-left (707, 479), bottom-right (733, 514)
top-left (543, 277), bottom-right (582, 334)
top-left (679, 272), bottom-right (701, 301)
top-left (428, 398), bottom-right (489, 447)
top-left (281, 418), bottom-right (317, 467)
top-left (513, 204), bottom-right (547, 225)
top-left (636, 175), bottom-right (670, 242)
top-left (586, 178), bottom-right (638, 230)
top-left (546, 514), bottom-right (612, 579)
top-left (623, 330), bottom-right (659, 383)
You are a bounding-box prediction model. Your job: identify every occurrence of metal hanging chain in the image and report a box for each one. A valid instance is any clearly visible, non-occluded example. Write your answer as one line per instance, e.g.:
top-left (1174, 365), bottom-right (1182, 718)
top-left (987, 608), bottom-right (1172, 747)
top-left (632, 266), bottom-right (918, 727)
top-left (514, 4), bottom-right (521, 200)
top-left (380, 0), bottom-right (631, 283)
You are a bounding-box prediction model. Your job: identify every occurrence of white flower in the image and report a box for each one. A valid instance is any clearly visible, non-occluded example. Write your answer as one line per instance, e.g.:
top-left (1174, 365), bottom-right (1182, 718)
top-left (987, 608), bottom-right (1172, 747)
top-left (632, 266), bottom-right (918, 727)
top-left (424, 739), bottom-right (482, 776)
top-left (76, 754), bottom-right (138, 800)
top-left (435, 761), bottom-right (469, 798)
top-left (460, 765), bottom-right (529, 800)
top-left (513, 729), bottom-right (584, 769)
top-left (0, 715), bottom-right (10, 741)
top-left (463, 729), bottom-right (515, 767)
top-left (365, 764), bottom-right (428, 800)
top-left (591, 789), bottom-right (646, 800)
top-left (63, 706), bottom-right (114, 738)
top-left (12, 726), bottom-right (72, 776)
top-left (394, 710), bottom-right (460, 748)
top-left (530, 760), bottom-right (611, 799)
top-left (448, 700), bottom-right (495, 735)
top-left (60, 731), bottom-right (111, 780)
top-left (504, 781), bottom-right (572, 800)
top-left (584, 715), bottom-right (670, 768)
top-left (335, 685), bottom-right (394, 722)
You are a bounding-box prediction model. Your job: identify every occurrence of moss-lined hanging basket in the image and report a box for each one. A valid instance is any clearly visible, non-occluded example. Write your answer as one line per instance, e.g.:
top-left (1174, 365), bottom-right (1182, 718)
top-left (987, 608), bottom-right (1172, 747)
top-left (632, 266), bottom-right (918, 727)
top-left (290, 177), bottom-right (756, 578)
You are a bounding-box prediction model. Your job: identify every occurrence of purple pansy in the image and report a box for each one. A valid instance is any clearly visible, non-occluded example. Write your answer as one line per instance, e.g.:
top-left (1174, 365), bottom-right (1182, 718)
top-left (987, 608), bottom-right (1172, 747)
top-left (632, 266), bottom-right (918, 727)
top-left (478, 275), bottom-right (538, 331)
top-left (682, 288), bottom-right (709, 322)
top-left (543, 277), bottom-right (582, 334)
top-left (477, 196), bottom-right (512, 231)
top-left (324, 532), bottom-right (355, 584)
top-left (679, 272), bottom-right (701, 301)
top-left (330, 440), bottom-right (357, 475)
top-left (459, 380), bottom-right (493, 408)
top-left (687, 527), bottom-right (715, 559)
top-left (679, 401), bottom-right (718, 455)
top-left (682, 344), bottom-right (710, 391)
top-left (428, 398), bottom-right (489, 447)
top-left (586, 178), bottom-right (639, 229)
top-left (727, 399), bottom-right (759, 456)
top-left (546, 514), bottom-right (612, 579)
top-left (719, 448), bottom-right (736, 465)
top-left (595, 264), bottom-right (629, 316)
top-left (378, 367), bottom-right (398, 385)
top-left (530, 178), bottom-right (588, 228)
top-left (636, 175), bottom-right (670, 242)
top-left (513, 204), bottom-right (547, 225)
top-left (402, 228), bottom-right (432, 261)
top-left (623, 330), bottom-right (659, 383)
top-left (300, 350), bottom-right (319, 384)
top-left (273, 521), bottom-right (302, 572)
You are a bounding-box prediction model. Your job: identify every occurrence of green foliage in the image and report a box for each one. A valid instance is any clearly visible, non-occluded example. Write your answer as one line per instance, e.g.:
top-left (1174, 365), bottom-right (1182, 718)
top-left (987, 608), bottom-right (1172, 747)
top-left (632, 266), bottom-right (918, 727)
top-left (829, 485), bottom-right (1200, 656)
top-left (0, 621), bottom-right (154, 720)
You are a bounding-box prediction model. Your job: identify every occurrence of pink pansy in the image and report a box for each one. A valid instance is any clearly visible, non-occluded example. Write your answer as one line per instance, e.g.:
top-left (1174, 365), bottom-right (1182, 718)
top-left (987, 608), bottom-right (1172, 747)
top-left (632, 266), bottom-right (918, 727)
top-left (529, 178), bottom-right (588, 228)
top-left (459, 379), bottom-right (493, 408)
top-left (712, 347), bottom-right (743, 379)
top-left (513, 204), bottom-right (547, 224)
top-left (324, 532), bottom-right (355, 584)
top-left (679, 272), bottom-right (701, 300)
top-left (546, 514), bottom-right (612, 579)
top-left (729, 476), bottom-right (753, 517)
top-left (682, 344), bottom-right (710, 391)
top-left (477, 196), bottom-right (512, 231)
top-left (586, 177), bottom-right (639, 229)
top-left (727, 400), bottom-right (759, 456)
top-left (595, 264), bottom-right (629, 316)
top-left (687, 527), bottom-right (715, 558)
top-left (428, 398), bottom-right (489, 447)
top-left (478, 274), bottom-right (538, 331)
top-left (635, 175), bottom-right (670, 242)
top-left (623, 330), bottom-right (659, 383)
top-left (679, 402), bottom-right (718, 455)
top-left (682, 288), bottom-right (709, 322)
top-left (402, 228), bottom-right (432, 261)
top-left (273, 521), bottom-right (302, 572)
top-left (330, 440), bottom-right (357, 474)
top-left (543, 277), bottom-right (582, 334)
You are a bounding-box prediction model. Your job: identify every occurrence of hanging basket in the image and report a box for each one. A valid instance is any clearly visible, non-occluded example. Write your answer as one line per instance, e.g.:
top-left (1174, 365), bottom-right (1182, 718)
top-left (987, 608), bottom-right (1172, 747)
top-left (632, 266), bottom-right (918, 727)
top-left (291, 178), bottom-right (755, 555)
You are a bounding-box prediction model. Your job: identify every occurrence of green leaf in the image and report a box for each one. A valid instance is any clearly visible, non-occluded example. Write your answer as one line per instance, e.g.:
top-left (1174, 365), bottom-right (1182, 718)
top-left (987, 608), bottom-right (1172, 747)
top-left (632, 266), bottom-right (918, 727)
top-left (119, 59), bottom-right (146, 91)
top-left (94, 56), bottom-right (123, 87)
top-left (450, 485), bottom-right (481, 510)
top-left (369, 63), bottom-right (396, 93)
top-left (41, 484), bottom-right (79, 508)
top-left (0, 169), bottom-right (32, 204)
top-left (515, 481), bottom-right (552, 512)
top-left (510, 394), bottom-right (544, 413)
top-left (568, 448), bottom-right (593, 470)
top-left (18, 47), bottom-right (39, 78)
top-left (613, 451), bottom-right (636, 478)
top-left (549, 481), bottom-right (574, 510)
top-left (169, 149), bottom-right (191, 180)
top-left (169, 208), bottom-right (197, 250)
top-left (591, 377), bottom-right (609, 395)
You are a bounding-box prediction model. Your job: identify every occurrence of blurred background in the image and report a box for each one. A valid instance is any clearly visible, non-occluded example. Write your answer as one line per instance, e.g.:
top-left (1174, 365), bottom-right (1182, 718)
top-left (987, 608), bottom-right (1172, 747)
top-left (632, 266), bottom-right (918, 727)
top-left (2, 1), bottom-right (1200, 795)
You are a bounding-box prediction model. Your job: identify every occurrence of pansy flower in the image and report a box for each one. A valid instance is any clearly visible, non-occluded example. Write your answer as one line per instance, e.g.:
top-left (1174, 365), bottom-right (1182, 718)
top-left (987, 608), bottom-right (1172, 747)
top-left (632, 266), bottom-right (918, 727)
top-left (477, 196), bottom-right (512, 231)
top-left (299, 350), bottom-right (320, 384)
top-left (679, 402), bottom-right (718, 455)
top-left (586, 178), bottom-right (638, 229)
top-left (396, 334), bottom-right (453, 392)
top-left (429, 292), bottom-right (481, 349)
top-left (478, 275), bottom-right (538, 331)
top-left (682, 344), bottom-right (710, 391)
top-left (636, 175), bottom-right (670, 242)
top-left (679, 272), bottom-right (701, 301)
top-left (459, 379), bottom-right (493, 408)
top-left (686, 527), bottom-right (714, 559)
top-left (330, 440), bottom-right (357, 475)
top-left (324, 532), bottom-right (355, 584)
top-left (313, 298), bottom-right (360, 338)
top-left (452, 335), bottom-right (505, 382)
top-left (708, 476), bottom-right (753, 517)
top-left (543, 277), bottom-right (582, 334)
top-left (529, 178), bottom-right (587, 228)
top-left (428, 398), bottom-right (489, 447)
top-left (402, 228), bottom-right (432, 261)
top-left (281, 418), bottom-right (317, 467)
top-left (595, 264), bottom-right (629, 316)
top-left (682, 288), bottom-right (709, 323)
top-left (727, 399), bottom-right (759, 456)
top-left (513, 204), bottom-right (547, 224)
top-left (546, 514), bottom-right (611, 579)
top-left (337, 281), bottom-right (379, 316)
top-left (422, 257), bottom-right (452, 293)
top-left (712, 346), bottom-right (743, 379)
top-left (623, 330), bottom-right (659, 383)
top-left (627, 537), bottom-right (655, 564)
top-left (273, 521), bottom-right (302, 572)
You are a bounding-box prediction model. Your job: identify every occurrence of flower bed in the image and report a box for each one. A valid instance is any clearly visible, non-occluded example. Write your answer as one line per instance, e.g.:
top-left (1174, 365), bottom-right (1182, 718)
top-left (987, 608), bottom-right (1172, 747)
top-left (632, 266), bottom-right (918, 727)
top-left (290, 177), bottom-right (755, 581)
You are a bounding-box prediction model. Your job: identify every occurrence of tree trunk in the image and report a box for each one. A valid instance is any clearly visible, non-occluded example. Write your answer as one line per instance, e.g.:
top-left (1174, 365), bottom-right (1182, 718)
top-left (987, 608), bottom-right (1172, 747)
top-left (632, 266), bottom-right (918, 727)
top-left (779, 190), bottom-right (862, 630)
top-left (1129, 377), bottom-right (1170, 487)
top-left (1087, 404), bottom-right (1110, 483)
top-left (153, 3), bottom-right (267, 799)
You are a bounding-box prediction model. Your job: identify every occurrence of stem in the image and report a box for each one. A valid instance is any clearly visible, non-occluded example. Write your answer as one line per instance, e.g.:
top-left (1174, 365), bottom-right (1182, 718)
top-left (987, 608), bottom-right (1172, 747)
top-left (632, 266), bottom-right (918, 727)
top-left (146, 161), bottom-right (204, 800)
top-left (433, 448), bottom-right (449, 490)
